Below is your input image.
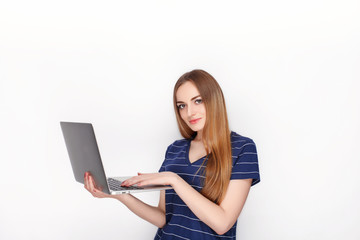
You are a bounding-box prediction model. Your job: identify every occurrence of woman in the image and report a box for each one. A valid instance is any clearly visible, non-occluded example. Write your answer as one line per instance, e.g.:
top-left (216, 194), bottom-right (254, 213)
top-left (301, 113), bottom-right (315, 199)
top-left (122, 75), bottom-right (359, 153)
top-left (84, 69), bottom-right (260, 239)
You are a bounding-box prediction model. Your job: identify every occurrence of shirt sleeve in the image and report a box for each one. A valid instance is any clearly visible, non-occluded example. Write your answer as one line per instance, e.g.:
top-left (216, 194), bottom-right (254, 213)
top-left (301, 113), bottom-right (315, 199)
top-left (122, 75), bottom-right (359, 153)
top-left (230, 139), bottom-right (260, 186)
top-left (158, 145), bottom-right (171, 173)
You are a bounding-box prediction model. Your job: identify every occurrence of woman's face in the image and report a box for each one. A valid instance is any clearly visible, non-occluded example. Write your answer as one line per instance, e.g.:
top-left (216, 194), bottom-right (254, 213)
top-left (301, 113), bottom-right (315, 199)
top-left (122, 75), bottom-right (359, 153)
top-left (176, 81), bottom-right (206, 133)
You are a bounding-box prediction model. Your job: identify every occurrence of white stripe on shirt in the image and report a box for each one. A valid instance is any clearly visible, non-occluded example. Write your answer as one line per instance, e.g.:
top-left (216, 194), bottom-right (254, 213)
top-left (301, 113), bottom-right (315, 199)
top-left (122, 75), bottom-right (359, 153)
top-left (167, 223), bottom-right (234, 239)
top-left (161, 229), bottom-right (190, 240)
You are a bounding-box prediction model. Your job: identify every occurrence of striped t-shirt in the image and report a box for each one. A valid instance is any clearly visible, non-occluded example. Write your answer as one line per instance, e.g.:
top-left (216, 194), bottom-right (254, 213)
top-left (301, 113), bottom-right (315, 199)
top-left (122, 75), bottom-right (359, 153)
top-left (154, 131), bottom-right (260, 240)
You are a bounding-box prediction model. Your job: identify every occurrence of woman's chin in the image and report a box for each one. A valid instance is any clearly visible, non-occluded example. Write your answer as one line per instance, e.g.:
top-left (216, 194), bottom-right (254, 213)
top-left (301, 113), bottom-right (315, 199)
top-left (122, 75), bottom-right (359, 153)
top-left (187, 125), bottom-right (204, 133)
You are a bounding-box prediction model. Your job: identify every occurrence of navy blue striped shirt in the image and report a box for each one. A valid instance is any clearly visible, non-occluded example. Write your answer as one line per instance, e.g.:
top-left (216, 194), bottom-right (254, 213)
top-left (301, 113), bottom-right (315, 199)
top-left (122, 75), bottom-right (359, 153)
top-left (154, 132), bottom-right (260, 240)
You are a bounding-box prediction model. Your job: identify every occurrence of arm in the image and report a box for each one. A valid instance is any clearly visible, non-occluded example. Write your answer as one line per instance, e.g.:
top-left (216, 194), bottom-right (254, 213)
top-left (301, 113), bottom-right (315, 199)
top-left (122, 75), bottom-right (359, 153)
top-left (113, 190), bottom-right (166, 228)
top-left (173, 176), bottom-right (251, 235)
top-left (84, 172), bottom-right (166, 228)
top-left (122, 172), bottom-right (252, 235)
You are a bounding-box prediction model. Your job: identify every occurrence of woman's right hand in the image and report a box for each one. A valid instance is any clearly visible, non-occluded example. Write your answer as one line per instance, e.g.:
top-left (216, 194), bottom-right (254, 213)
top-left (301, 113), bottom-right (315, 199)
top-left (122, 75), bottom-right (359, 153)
top-left (84, 172), bottom-right (115, 199)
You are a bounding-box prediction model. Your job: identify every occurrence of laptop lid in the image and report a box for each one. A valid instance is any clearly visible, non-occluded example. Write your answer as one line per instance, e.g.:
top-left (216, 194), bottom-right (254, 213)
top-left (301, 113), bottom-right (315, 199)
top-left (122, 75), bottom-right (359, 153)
top-left (60, 121), bottom-right (111, 194)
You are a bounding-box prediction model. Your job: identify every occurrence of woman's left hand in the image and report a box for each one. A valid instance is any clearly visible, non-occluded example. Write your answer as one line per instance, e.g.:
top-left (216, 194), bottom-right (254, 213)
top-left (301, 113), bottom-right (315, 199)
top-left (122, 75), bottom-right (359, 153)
top-left (121, 172), bottom-right (179, 187)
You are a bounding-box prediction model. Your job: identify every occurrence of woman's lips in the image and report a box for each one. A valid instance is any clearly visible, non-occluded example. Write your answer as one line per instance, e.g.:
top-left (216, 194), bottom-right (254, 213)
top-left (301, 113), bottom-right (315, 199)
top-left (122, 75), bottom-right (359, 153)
top-left (189, 118), bottom-right (201, 124)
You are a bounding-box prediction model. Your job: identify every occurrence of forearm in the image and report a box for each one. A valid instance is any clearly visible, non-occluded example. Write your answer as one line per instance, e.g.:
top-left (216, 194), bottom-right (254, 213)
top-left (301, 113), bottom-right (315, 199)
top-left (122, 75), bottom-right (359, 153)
top-left (113, 194), bottom-right (165, 228)
top-left (120, 172), bottom-right (250, 234)
top-left (172, 176), bottom-right (234, 234)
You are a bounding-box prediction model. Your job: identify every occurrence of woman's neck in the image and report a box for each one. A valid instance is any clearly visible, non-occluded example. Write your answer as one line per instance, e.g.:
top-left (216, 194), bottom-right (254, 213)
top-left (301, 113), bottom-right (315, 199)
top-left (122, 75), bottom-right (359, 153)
top-left (194, 130), bottom-right (203, 142)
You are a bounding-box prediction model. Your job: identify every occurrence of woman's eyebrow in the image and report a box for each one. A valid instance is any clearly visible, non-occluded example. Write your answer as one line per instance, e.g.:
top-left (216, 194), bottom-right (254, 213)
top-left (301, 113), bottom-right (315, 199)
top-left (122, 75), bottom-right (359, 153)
top-left (176, 95), bottom-right (201, 104)
top-left (191, 95), bottom-right (201, 100)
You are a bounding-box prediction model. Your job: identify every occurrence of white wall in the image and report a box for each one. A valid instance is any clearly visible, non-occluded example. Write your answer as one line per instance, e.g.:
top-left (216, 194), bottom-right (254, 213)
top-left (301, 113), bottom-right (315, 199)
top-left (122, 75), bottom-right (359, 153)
top-left (1, 1), bottom-right (359, 239)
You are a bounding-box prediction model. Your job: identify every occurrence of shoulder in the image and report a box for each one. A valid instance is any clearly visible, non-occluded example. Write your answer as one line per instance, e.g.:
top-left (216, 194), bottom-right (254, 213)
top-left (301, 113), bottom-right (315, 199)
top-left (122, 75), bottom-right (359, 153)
top-left (230, 131), bottom-right (258, 161)
top-left (166, 138), bottom-right (189, 152)
top-left (230, 131), bottom-right (256, 149)
top-left (230, 131), bottom-right (260, 185)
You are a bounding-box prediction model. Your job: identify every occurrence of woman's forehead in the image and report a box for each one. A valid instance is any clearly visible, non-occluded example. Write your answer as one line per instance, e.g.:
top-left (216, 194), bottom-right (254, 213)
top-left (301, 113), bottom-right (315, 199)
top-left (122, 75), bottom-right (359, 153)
top-left (176, 81), bottom-right (200, 101)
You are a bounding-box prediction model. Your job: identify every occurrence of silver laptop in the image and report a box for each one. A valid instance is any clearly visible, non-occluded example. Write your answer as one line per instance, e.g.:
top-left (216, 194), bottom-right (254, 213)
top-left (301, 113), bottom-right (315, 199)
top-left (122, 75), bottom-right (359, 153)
top-left (60, 121), bottom-right (172, 194)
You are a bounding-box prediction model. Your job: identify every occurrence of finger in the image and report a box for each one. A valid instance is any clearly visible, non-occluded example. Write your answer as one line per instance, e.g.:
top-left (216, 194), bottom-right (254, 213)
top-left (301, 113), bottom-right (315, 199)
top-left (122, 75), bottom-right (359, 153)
top-left (92, 188), bottom-right (101, 198)
top-left (84, 173), bottom-right (87, 187)
top-left (90, 175), bottom-right (96, 188)
top-left (136, 177), bottom-right (155, 186)
top-left (84, 172), bottom-right (90, 190)
top-left (121, 176), bottom-right (139, 186)
top-left (134, 177), bottom-right (153, 187)
top-left (88, 175), bottom-right (95, 192)
top-left (90, 175), bottom-right (100, 191)
top-left (125, 176), bottom-right (145, 186)
top-left (138, 172), bottom-right (151, 175)
top-left (89, 175), bottom-right (104, 193)
top-left (122, 174), bottom-right (142, 186)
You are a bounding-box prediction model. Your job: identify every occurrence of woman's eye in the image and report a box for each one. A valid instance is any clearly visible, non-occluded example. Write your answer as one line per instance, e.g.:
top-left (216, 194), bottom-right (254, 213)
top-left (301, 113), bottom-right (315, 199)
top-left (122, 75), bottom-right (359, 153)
top-left (195, 99), bottom-right (202, 104)
top-left (177, 104), bottom-right (185, 109)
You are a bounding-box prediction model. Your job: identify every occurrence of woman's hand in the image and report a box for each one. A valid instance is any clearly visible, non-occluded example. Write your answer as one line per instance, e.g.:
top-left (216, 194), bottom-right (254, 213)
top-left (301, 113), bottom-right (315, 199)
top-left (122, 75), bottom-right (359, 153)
top-left (84, 172), bottom-right (115, 199)
top-left (121, 172), bottom-right (179, 187)
top-left (83, 172), bottom-right (166, 228)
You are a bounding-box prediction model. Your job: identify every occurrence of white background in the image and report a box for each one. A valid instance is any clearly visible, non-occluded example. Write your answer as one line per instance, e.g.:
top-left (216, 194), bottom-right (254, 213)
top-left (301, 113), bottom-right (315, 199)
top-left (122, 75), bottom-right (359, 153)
top-left (1, 1), bottom-right (359, 239)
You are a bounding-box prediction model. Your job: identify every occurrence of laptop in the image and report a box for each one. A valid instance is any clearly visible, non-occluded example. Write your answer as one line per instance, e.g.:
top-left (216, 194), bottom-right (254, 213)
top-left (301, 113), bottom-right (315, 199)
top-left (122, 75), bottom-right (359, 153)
top-left (60, 121), bottom-right (172, 194)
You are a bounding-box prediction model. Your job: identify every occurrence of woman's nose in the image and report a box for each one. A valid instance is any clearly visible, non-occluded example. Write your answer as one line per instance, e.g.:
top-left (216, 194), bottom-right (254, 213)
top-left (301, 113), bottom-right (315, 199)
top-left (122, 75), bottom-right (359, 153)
top-left (187, 104), bottom-right (195, 117)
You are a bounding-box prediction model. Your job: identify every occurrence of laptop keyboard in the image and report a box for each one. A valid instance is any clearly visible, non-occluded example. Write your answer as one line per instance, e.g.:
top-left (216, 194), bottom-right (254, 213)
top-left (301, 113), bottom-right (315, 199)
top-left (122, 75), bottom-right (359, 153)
top-left (107, 178), bottom-right (144, 191)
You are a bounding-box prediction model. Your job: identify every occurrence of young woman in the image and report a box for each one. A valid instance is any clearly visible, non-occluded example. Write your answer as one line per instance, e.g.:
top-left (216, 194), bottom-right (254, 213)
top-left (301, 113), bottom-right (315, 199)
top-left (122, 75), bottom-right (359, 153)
top-left (84, 69), bottom-right (260, 239)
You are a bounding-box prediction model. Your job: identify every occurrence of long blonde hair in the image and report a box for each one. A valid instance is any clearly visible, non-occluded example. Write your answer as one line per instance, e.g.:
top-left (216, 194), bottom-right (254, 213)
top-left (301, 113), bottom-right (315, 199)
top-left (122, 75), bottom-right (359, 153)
top-left (173, 69), bottom-right (232, 204)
